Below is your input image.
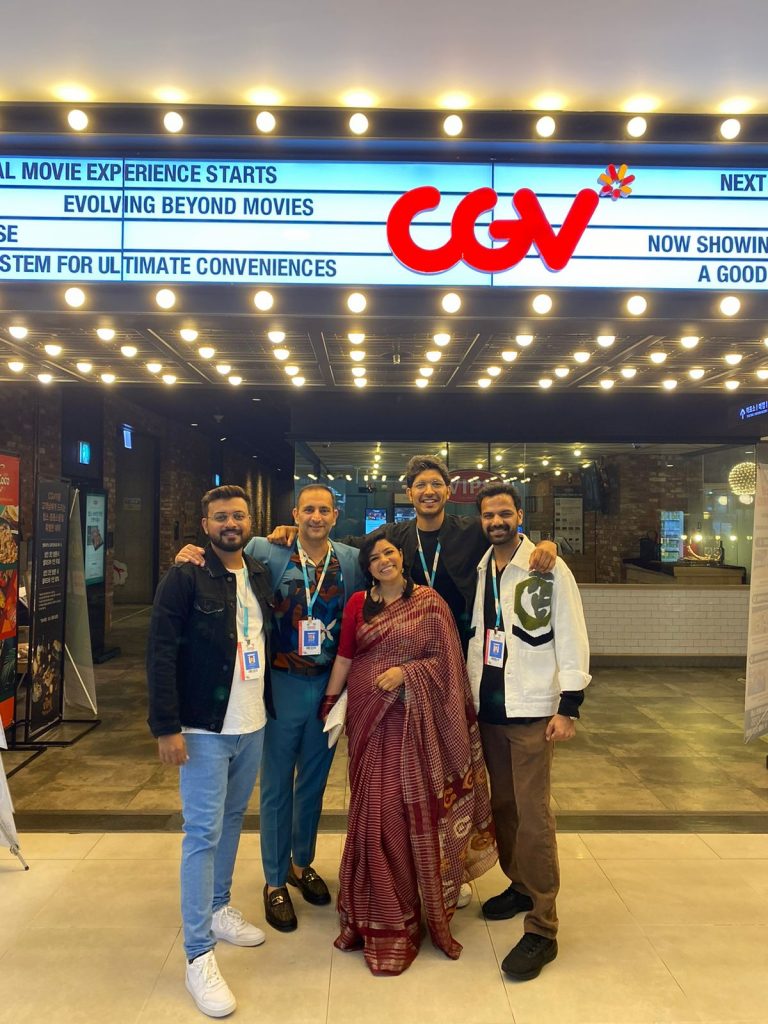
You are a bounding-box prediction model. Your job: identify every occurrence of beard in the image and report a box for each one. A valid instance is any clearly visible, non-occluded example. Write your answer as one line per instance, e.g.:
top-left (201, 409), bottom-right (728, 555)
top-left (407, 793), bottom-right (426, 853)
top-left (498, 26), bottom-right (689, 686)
top-left (486, 524), bottom-right (515, 545)
top-left (211, 528), bottom-right (250, 552)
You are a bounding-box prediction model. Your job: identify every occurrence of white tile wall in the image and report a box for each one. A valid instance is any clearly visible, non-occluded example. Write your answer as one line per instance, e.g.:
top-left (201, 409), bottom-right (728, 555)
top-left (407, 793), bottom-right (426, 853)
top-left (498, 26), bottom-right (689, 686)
top-left (580, 585), bottom-right (750, 656)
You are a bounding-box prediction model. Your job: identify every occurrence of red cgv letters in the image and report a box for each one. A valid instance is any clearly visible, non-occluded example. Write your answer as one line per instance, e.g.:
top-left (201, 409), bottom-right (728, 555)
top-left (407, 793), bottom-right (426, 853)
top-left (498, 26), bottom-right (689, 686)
top-left (386, 185), bottom-right (599, 274)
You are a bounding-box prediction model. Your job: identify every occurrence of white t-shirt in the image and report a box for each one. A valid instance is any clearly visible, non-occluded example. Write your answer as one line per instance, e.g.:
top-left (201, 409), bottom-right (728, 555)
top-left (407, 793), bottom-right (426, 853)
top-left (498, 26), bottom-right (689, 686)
top-left (184, 566), bottom-right (267, 736)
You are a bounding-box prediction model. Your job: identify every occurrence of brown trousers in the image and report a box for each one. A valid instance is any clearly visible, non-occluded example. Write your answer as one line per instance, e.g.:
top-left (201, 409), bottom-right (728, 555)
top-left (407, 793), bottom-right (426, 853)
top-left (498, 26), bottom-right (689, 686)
top-left (479, 718), bottom-right (559, 938)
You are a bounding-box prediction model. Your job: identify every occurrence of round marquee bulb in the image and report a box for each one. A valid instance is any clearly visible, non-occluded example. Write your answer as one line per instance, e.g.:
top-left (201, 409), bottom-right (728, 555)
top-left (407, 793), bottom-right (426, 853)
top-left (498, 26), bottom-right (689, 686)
top-left (626, 116), bottom-right (647, 138)
top-left (419, 367), bottom-right (434, 377)
top-left (599, 378), bottom-right (615, 390)
top-left (255, 110), bottom-right (276, 133)
top-left (96, 327), bottom-right (115, 342)
top-left (433, 333), bottom-right (451, 346)
top-left (662, 379), bottom-right (678, 390)
top-left (8, 360), bottom-right (25, 373)
top-left (720, 118), bottom-right (741, 140)
top-left (353, 377), bottom-right (367, 388)
top-left (100, 372), bottom-right (116, 384)
top-left (680, 335), bottom-right (699, 349)
top-left (162, 373), bottom-right (177, 385)
top-left (164, 111), bottom-right (184, 133)
top-left (268, 330), bottom-right (286, 344)
top-left (292, 376), bottom-right (306, 387)
top-left (627, 295), bottom-right (647, 316)
top-left (620, 367), bottom-right (637, 379)
top-left (441, 292), bottom-right (461, 314)
top-left (720, 295), bottom-right (741, 316)
top-left (349, 112), bottom-right (369, 135)
top-left (349, 350), bottom-right (366, 362)
top-left (179, 328), bottom-right (198, 342)
top-left (198, 346), bottom-right (215, 359)
top-left (253, 290), bottom-right (274, 311)
top-left (416, 378), bottom-right (429, 389)
top-left (554, 367), bottom-right (570, 378)
top-left (228, 376), bottom-right (243, 386)
top-left (573, 351), bottom-right (590, 363)
top-left (64, 287), bottom-right (86, 308)
top-left (155, 289), bottom-right (176, 309)
top-left (348, 332), bottom-right (365, 344)
top-left (351, 366), bottom-right (366, 377)
top-left (347, 292), bottom-right (367, 313)
top-left (8, 326), bottom-right (28, 340)
top-left (536, 115), bottom-right (556, 138)
top-left (44, 343), bottom-right (62, 357)
top-left (273, 348), bottom-right (290, 360)
top-left (146, 362), bottom-right (163, 374)
top-left (725, 379), bottom-right (740, 390)
top-left (425, 350), bottom-right (441, 362)
top-left (68, 109), bottom-right (88, 131)
top-left (532, 294), bottom-right (552, 315)
top-left (38, 373), bottom-right (53, 384)
top-left (443, 114), bottom-right (463, 137)
top-left (120, 345), bottom-right (138, 358)
top-left (688, 368), bottom-right (706, 380)
top-left (215, 364), bottom-right (232, 375)
top-left (486, 366), bottom-right (502, 377)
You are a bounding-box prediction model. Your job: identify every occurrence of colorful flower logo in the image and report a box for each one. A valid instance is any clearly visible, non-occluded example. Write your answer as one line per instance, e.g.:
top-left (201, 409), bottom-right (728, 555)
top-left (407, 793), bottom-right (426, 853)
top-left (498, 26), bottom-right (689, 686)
top-left (599, 163), bottom-right (635, 200)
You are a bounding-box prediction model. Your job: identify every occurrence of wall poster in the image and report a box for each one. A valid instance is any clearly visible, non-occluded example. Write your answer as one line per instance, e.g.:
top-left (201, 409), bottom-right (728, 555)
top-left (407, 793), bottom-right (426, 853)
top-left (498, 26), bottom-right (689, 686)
top-left (84, 492), bottom-right (106, 585)
top-left (0, 453), bottom-right (20, 729)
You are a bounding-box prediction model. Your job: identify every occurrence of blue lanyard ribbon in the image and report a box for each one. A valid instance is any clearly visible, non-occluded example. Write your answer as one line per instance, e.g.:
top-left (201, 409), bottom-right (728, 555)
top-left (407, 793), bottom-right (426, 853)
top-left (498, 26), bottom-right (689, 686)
top-left (417, 533), bottom-right (441, 588)
top-left (297, 541), bottom-right (333, 617)
top-left (491, 560), bottom-right (503, 631)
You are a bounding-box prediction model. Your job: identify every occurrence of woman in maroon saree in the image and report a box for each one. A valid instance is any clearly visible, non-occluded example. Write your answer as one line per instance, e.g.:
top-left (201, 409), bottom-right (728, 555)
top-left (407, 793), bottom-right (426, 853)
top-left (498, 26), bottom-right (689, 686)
top-left (320, 530), bottom-right (496, 975)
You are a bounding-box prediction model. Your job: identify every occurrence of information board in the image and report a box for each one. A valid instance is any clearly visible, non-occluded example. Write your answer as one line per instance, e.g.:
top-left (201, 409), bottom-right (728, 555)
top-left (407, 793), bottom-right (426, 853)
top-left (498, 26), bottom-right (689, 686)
top-left (84, 492), bottom-right (106, 586)
top-left (1, 156), bottom-right (767, 288)
top-left (0, 453), bottom-right (20, 730)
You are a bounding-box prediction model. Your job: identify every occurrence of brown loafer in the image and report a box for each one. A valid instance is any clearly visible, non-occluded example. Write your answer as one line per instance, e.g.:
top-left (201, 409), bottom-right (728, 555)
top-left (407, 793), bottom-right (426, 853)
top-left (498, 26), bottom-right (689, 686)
top-left (286, 865), bottom-right (331, 906)
top-left (263, 884), bottom-right (297, 932)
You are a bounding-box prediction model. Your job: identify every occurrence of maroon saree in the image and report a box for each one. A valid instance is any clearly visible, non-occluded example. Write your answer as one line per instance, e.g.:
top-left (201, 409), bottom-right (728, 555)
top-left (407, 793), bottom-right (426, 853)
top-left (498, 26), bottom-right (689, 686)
top-left (335, 587), bottom-right (497, 975)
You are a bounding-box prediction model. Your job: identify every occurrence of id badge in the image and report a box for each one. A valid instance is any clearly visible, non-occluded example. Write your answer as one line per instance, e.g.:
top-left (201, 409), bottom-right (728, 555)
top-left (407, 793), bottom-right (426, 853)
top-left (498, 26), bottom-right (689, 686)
top-left (484, 629), bottom-right (506, 668)
top-left (238, 639), bottom-right (261, 681)
top-left (299, 618), bottom-right (323, 656)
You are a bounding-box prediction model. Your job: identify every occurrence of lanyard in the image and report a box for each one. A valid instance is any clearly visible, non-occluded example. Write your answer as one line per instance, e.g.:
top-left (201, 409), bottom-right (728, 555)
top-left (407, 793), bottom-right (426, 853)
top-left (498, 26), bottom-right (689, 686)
top-left (297, 540), bottom-right (333, 617)
top-left (490, 560), bottom-right (504, 630)
top-left (417, 532), bottom-right (441, 588)
top-left (236, 568), bottom-right (251, 638)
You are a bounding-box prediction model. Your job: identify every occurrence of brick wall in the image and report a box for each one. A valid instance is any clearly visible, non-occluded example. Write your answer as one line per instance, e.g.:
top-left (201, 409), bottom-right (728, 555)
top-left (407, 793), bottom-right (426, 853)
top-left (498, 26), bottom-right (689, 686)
top-left (0, 384), bottom-right (62, 539)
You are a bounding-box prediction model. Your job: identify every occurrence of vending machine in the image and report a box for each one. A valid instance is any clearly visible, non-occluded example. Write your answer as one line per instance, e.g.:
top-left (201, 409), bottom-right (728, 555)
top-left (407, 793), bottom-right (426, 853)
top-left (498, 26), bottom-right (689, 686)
top-left (660, 510), bottom-right (685, 562)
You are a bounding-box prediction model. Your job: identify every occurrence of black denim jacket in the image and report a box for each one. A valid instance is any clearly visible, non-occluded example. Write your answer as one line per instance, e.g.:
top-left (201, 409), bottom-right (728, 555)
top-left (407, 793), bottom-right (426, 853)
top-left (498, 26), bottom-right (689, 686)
top-left (147, 545), bottom-right (274, 736)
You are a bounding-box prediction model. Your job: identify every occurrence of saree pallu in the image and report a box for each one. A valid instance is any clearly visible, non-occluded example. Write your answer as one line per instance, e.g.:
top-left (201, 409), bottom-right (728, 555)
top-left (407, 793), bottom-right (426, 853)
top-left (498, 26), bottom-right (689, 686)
top-left (335, 587), bottom-right (497, 975)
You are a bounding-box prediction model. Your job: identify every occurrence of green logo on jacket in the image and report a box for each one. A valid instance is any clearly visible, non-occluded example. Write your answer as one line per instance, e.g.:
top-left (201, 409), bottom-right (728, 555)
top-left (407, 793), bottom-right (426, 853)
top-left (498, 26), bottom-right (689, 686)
top-left (514, 572), bottom-right (554, 632)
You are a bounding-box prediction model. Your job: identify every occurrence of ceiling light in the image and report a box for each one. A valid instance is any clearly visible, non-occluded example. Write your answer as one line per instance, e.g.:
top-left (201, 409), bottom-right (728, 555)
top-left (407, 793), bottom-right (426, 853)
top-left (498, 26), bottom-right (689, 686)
top-left (67, 109), bottom-right (88, 131)
top-left (599, 378), bottom-right (615, 390)
top-left (155, 288), bottom-right (176, 309)
top-left (720, 295), bottom-right (740, 316)
top-left (146, 362), bottom-right (163, 374)
top-left (8, 326), bottom-right (28, 340)
top-left (120, 345), bottom-right (137, 358)
top-left (662, 379), bottom-right (678, 390)
top-left (51, 83), bottom-right (94, 103)
top-left (64, 287), bottom-right (86, 308)
top-left (351, 366), bottom-right (366, 377)
top-left (284, 365), bottom-right (299, 376)
top-left (626, 295), bottom-right (647, 315)
top-left (719, 118), bottom-right (741, 140)
top-left (349, 112), bottom-right (369, 135)
top-left (348, 332), bottom-right (365, 344)
top-left (477, 377), bottom-right (492, 388)
top-left (725, 379), bottom-right (740, 390)
top-left (516, 334), bottom-right (534, 347)
top-left (268, 330), bottom-right (285, 343)
top-left (573, 351), bottom-right (590, 363)
top-left (541, 458), bottom-right (550, 466)
top-left (680, 335), bottom-right (699, 349)
top-left (433, 332), bottom-right (451, 346)
top-left (162, 373), bottom-right (177, 385)
top-left (198, 346), bottom-right (215, 359)
top-left (292, 376), bottom-right (306, 387)
top-left (415, 378), bottom-right (429, 388)
top-left (756, 369), bottom-right (768, 381)
top-left (353, 377), bottom-right (367, 388)
top-left (347, 292), bottom-right (366, 313)
top-left (443, 114), bottom-right (463, 137)
top-left (649, 352), bottom-right (667, 364)
top-left (163, 111), bottom-right (184, 133)
top-left (538, 377), bottom-right (553, 389)
top-left (255, 110), bottom-right (276, 133)
top-left (487, 366), bottom-right (501, 377)
top-left (555, 469), bottom-right (562, 476)
top-left (273, 348), bottom-right (289, 360)
top-left (100, 372), bottom-right (115, 384)
top-left (425, 350), bottom-right (441, 362)
top-left (8, 360), bottom-right (24, 373)
top-left (535, 115), bottom-right (556, 138)
top-left (253, 290), bottom-right (274, 311)
top-left (573, 449), bottom-right (582, 457)
top-left (75, 361), bottom-right (92, 374)
top-left (215, 363), bottom-right (232, 375)
top-left (620, 367), bottom-right (637, 379)
top-left (228, 375), bottom-right (242, 386)
top-left (724, 353), bottom-right (743, 365)
top-left (532, 294), bottom-right (552, 314)
top-left (626, 116), bottom-right (647, 138)
top-left (554, 367), bottom-right (570, 378)
top-left (501, 350), bottom-right (518, 362)
top-left (94, 327), bottom-right (114, 342)
top-left (349, 350), bottom-right (366, 362)
top-left (441, 292), bottom-right (461, 313)
top-left (688, 367), bottom-right (705, 380)
top-left (419, 367), bottom-right (434, 377)
top-left (530, 91), bottom-right (567, 110)
top-left (373, 454), bottom-right (381, 462)
top-left (623, 94), bottom-right (660, 113)
top-left (179, 328), bottom-right (198, 342)
top-left (44, 343), bottom-right (62, 357)
top-left (37, 372), bottom-right (53, 384)
top-left (596, 335), bottom-right (615, 348)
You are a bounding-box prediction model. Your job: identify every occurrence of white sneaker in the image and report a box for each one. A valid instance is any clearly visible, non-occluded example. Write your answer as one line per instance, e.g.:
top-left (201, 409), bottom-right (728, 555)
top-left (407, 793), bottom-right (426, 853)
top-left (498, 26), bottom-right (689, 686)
top-left (457, 883), bottom-right (472, 909)
top-left (212, 904), bottom-right (266, 947)
top-left (185, 950), bottom-right (236, 1018)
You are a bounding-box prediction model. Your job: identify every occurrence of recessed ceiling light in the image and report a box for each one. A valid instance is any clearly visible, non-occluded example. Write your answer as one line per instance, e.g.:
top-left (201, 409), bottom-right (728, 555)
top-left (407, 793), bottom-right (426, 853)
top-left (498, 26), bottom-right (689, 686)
top-left (351, 366), bottom-right (366, 377)
top-left (419, 367), bottom-right (434, 377)
top-left (433, 333), bottom-right (451, 346)
top-left (215, 363), bottom-right (232, 375)
top-left (64, 287), bottom-right (86, 308)
top-left (198, 346), bottom-right (215, 359)
top-left (38, 372), bottom-right (53, 384)
top-left (100, 372), bottom-right (116, 384)
top-left (146, 362), bottom-right (163, 374)
top-left (284, 365), bottom-right (299, 376)
top-left (554, 367), bottom-right (570, 378)
top-left (228, 375), bottom-right (242, 386)
top-left (155, 288), bottom-right (176, 309)
top-left (477, 377), bottom-right (492, 388)
top-left (599, 378), bottom-right (615, 390)
top-left (348, 332), bottom-right (365, 344)
top-left (486, 366), bottom-right (501, 377)
top-left (8, 326), bottom-right (28, 340)
top-left (649, 352), bottom-right (667, 364)
top-left (349, 350), bottom-right (366, 362)
top-left (680, 335), bottom-right (699, 349)
top-left (688, 367), bottom-right (706, 380)
top-left (538, 378), bottom-right (553, 389)
top-left (415, 378), bottom-right (429, 389)
top-left (541, 458), bottom-right (550, 466)
top-left (662, 378), bottom-right (678, 390)
top-left (96, 327), bottom-right (115, 342)
top-left (268, 330), bottom-right (285, 343)
top-left (620, 367), bottom-right (637, 379)
top-left (273, 348), bottom-right (290, 360)
top-left (253, 290), bottom-right (274, 311)
top-left (162, 373), bottom-right (177, 385)
top-left (349, 112), bottom-right (369, 135)
top-left (120, 345), bottom-right (137, 358)
top-left (596, 335), bottom-right (615, 348)
top-left (516, 335), bottom-right (534, 347)
top-left (179, 328), bottom-right (198, 342)
top-left (756, 369), bottom-right (768, 381)
top-left (532, 294), bottom-right (552, 315)
top-left (425, 350), bottom-right (441, 362)
top-left (76, 361), bottom-right (92, 374)
top-left (573, 351), bottom-right (590, 363)
top-left (441, 292), bottom-right (461, 313)
top-left (292, 376), bottom-right (306, 387)
top-left (44, 343), bottom-right (62, 357)
top-left (353, 377), bottom-right (367, 388)
top-left (501, 350), bottom-right (518, 362)
top-left (573, 448), bottom-right (582, 457)
top-left (725, 379), bottom-right (740, 390)
top-left (626, 295), bottom-right (647, 316)
top-left (443, 114), bottom-right (463, 137)
top-left (535, 115), bottom-right (556, 138)
top-left (720, 295), bottom-right (740, 316)
top-left (163, 111), bottom-right (184, 133)
top-left (255, 110), bottom-right (276, 133)
top-left (347, 291), bottom-right (366, 313)
top-left (724, 353), bottom-right (743, 365)
top-left (8, 360), bottom-right (24, 373)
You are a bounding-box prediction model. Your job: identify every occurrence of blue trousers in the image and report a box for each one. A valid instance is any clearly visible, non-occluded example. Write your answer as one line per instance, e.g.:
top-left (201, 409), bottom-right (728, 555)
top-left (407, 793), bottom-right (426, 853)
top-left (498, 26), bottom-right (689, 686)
top-left (179, 728), bottom-right (264, 961)
top-left (260, 670), bottom-right (336, 887)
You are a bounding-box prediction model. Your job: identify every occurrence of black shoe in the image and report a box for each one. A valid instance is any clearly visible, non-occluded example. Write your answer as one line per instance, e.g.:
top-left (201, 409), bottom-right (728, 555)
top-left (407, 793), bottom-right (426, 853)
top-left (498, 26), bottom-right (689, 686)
top-left (482, 885), bottom-right (534, 921)
top-left (286, 865), bottom-right (331, 906)
top-left (263, 884), bottom-right (297, 932)
top-left (501, 933), bottom-right (558, 980)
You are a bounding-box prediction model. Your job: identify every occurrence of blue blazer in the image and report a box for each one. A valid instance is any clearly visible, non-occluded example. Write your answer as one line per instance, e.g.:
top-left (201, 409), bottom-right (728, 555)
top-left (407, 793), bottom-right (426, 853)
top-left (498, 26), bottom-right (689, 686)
top-left (244, 536), bottom-right (365, 607)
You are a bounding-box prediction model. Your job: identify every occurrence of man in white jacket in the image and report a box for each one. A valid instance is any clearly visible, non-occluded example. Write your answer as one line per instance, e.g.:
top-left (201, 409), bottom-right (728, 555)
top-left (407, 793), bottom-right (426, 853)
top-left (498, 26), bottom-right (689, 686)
top-left (467, 483), bottom-right (591, 981)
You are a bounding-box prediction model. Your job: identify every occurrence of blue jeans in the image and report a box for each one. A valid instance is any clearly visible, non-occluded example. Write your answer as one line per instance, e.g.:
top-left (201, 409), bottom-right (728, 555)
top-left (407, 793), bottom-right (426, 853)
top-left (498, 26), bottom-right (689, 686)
top-left (260, 671), bottom-right (336, 887)
top-left (179, 728), bottom-right (264, 961)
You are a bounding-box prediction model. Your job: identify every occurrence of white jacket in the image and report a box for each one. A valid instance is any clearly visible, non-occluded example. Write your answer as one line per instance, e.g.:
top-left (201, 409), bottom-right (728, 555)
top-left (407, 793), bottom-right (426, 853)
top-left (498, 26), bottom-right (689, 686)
top-left (467, 536), bottom-right (591, 718)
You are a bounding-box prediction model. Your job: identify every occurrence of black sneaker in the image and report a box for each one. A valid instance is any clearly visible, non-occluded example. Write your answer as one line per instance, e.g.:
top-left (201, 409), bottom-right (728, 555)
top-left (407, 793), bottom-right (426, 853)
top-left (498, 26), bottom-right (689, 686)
top-left (481, 884), bottom-right (534, 921)
top-left (286, 865), bottom-right (331, 906)
top-left (501, 933), bottom-right (558, 980)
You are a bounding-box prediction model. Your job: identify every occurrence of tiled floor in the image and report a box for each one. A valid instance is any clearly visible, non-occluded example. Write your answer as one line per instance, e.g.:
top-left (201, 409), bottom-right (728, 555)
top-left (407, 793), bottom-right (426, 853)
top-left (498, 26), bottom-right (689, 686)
top-left (5, 605), bottom-right (768, 822)
top-left (2, 830), bottom-right (768, 1024)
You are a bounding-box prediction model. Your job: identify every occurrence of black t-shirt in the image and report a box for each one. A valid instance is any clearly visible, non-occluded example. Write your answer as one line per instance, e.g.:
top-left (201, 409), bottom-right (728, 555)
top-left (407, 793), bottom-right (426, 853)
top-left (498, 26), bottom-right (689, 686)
top-left (411, 527), bottom-right (467, 630)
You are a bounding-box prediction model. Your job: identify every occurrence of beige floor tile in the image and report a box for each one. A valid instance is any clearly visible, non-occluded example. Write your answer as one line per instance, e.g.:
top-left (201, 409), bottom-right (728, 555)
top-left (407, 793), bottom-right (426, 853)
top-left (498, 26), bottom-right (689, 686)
top-left (494, 923), bottom-right (700, 1024)
top-left (15, 832), bottom-right (103, 860)
top-left (644, 924), bottom-right (768, 1021)
top-left (598, 859), bottom-right (768, 926)
top-left (86, 832), bottom-right (183, 859)
top-left (0, 926), bottom-right (178, 1024)
top-left (581, 833), bottom-right (718, 861)
top-left (700, 833), bottom-right (768, 859)
top-left (0, 858), bottom-right (80, 924)
top-left (553, 833), bottom-right (594, 860)
top-left (552, 785), bottom-right (667, 811)
top-left (723, 859), bottom-right (768, 900)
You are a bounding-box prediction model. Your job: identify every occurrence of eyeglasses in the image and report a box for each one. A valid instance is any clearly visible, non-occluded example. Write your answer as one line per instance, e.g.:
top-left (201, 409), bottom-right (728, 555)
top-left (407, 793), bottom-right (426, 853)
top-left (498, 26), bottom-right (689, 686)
top-left (410, 479), bottom-right (447, 492)
top-left (207, 511), bottom-right (250, 524)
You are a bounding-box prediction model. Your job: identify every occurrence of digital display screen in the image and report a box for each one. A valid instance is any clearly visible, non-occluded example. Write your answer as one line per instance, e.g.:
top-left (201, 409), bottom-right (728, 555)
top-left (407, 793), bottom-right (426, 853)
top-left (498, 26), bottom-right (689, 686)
top-left (364, 508), bottom-right (388, 534)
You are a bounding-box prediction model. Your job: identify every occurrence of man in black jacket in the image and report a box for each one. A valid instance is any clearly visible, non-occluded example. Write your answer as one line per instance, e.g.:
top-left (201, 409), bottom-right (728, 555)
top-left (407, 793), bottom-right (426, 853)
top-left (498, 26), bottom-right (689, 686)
top-left (147, 485), bottom-right (274, 1019)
